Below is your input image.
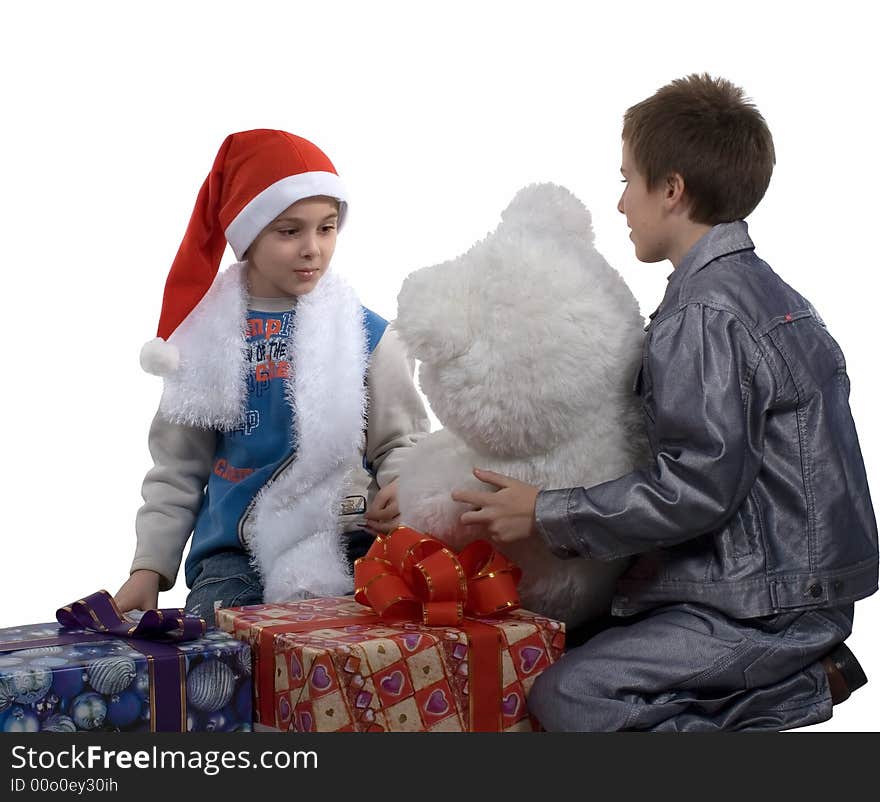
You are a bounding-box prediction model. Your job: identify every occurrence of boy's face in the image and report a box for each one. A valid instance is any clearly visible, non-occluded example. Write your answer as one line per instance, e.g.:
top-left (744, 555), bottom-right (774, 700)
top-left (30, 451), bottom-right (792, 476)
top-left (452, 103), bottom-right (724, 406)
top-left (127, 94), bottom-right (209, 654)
top-left (245, 196), bottom-right (339, 297)
top-left (617, 141), bottom-right (672, 264)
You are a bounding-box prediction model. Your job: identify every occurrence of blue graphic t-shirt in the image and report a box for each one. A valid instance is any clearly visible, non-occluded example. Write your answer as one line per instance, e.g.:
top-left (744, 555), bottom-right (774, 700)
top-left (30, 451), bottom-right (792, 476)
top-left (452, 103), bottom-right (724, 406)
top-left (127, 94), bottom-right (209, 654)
top-left (184, 305), bottom-right (388, 587)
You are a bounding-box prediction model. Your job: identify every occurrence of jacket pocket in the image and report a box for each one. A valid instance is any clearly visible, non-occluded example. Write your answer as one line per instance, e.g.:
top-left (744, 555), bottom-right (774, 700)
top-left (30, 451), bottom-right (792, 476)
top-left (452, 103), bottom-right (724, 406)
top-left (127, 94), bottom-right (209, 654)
top-left (727, 510), bottom-right (753, 559)
top-left (722, 495), bottom-right (761, 561)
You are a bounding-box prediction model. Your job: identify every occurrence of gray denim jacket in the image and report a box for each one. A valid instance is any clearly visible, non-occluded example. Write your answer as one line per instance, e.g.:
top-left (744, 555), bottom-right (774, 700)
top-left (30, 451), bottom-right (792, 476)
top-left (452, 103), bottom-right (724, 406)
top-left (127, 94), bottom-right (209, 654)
top-left (535, 221), bottom-right (878, 618)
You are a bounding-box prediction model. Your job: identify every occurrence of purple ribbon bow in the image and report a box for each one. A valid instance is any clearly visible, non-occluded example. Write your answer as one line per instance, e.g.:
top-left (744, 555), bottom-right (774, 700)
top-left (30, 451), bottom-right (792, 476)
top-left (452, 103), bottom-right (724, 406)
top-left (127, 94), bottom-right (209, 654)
top-left (56, 590), bottom-right (206, 642)
top-left (45, 590), bottom-right (207, 731)
top-left (1, 593), bottom-right (210, 731)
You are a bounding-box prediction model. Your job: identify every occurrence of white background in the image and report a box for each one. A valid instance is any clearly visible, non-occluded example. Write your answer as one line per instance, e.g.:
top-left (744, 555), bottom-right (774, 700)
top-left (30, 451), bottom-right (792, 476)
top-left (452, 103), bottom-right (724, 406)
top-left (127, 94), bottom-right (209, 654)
top-left (0, 1), bottom-right (876, 731)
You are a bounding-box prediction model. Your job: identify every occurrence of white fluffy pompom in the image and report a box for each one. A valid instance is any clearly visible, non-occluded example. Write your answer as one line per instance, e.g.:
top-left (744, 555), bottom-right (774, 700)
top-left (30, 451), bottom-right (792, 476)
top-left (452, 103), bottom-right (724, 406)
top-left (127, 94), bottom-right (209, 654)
top-left (139, 337), bottom-right (180, 376)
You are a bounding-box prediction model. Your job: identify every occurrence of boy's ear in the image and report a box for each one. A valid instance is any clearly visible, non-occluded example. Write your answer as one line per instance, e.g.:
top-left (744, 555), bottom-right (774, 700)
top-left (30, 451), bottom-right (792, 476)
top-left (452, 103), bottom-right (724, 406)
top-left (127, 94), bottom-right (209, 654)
top-left (665, 172), bottom-right (687, 206)
top-left (394, 261), bottom-right (471, 364)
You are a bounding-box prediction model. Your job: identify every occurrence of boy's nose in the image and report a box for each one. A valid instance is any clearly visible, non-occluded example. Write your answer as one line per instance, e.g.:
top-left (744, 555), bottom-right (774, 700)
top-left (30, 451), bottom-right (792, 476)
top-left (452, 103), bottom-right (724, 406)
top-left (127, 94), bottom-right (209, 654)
top-left (300, 234), bottom-right (318, 256)
top-left (617, 193), bottom-right (625, 215)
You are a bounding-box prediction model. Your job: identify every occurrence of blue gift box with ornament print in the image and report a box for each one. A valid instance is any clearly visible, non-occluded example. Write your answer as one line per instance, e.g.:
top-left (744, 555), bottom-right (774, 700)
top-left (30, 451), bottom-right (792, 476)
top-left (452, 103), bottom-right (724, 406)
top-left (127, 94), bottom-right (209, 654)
top-left (0, 621), bottom-right (253, 733)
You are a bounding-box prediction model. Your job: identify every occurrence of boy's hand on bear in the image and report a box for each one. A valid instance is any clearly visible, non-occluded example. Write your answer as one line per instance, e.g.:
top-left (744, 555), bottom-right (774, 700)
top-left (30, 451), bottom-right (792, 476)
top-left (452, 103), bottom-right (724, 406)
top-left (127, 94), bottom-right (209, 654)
top-left (365, 479), bottom-right (401, 534)
top-left (114, 569), bottom-right (160, 613)
top-left (452, 469), bottom-right (539, 543)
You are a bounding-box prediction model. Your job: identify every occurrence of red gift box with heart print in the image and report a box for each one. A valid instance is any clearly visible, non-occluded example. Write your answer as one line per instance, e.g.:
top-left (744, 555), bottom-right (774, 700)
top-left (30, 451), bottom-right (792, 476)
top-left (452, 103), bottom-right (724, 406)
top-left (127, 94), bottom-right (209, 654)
top-left (216, 597), bottom-right (565, 732)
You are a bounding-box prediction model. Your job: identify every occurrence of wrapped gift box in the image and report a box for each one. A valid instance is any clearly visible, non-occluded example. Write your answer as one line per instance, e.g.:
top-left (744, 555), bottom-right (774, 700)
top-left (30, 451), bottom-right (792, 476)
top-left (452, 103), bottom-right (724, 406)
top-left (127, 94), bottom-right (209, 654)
top-left (217, 597), bottom-right (564, 732)
top-left (0, 621), bottom-right (253, 733)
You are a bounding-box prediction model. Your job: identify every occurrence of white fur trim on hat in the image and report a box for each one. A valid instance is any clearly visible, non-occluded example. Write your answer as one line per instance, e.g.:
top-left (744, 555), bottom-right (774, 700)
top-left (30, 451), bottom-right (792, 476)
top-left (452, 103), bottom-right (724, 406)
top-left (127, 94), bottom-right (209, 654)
top-left (140, 337), bottom-right (180, 377)
top-left (224, 171), bottom-right (349, 260)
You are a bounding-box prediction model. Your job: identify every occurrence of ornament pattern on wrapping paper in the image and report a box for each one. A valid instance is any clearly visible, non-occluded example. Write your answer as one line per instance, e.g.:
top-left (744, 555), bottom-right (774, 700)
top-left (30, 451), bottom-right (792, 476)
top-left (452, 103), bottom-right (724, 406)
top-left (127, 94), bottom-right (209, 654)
top-left (0, 677), bottom-right (16, 712)
top-left (71, 693), bottom-right (107, 730)
top-left (186, 660), bottom-right (236, 713)
top-left (235, 645), bottom-right (252, 676)
top-left (86, 656), bottom-right (137, 696)
top-left (16, 646), bottom-right (64, 657)
top-left (2, 705), bottom-right (41, 732)
top-left (10, 667), bottom-right (53, 704)
top-left (0, 622), bottom-right (254, 733)
top-left (30, 656), bottom-right (69, 668)
top-left (42, 714), bottom-right (76, 732)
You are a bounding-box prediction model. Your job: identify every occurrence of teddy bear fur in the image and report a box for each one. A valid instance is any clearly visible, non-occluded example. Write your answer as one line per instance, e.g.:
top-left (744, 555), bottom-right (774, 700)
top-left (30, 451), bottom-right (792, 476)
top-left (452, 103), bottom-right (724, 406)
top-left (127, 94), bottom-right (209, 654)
top-left (393, 182), bottom-right (650, 629)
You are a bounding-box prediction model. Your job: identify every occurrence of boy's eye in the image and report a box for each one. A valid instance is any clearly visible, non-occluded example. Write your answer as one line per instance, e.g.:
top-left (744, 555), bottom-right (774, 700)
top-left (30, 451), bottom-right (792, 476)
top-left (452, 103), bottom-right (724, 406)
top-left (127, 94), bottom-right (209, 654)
top-left (280, 228), bottom-right (299, 236)
top-left (321, 224), bottom-right (337, 233)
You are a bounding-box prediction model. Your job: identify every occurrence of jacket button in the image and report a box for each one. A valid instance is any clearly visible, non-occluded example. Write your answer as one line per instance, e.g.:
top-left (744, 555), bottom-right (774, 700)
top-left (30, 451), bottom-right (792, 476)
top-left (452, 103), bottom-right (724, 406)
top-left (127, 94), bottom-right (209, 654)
top-left (807, 581), bottom-right (823, 598)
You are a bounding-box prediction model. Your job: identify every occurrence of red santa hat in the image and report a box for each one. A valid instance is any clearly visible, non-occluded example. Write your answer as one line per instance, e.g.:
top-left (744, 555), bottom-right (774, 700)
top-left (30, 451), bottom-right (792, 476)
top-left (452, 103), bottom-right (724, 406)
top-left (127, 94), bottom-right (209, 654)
top-left (140, 129), bottom-right (348, 376)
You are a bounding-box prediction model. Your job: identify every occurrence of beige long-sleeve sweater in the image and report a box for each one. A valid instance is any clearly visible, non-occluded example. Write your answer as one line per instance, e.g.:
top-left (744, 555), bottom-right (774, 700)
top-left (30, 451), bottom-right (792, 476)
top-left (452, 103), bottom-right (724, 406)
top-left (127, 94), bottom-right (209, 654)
top-left (131, 294), bottom-right (430, 591)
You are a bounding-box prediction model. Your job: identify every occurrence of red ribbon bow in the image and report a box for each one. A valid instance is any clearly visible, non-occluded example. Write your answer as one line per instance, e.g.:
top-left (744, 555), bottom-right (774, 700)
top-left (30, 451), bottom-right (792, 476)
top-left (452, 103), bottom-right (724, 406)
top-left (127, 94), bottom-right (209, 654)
top-left (354, 526), bottom-right (522, 625)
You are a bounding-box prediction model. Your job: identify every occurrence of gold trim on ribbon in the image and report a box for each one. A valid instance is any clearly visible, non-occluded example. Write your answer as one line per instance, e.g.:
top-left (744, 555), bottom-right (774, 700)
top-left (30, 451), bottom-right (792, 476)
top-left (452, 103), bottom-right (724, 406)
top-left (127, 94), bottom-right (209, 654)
top-left (147, 656), bottom-right (157, 733)
top-left (178, 653), bottom-right (187, 732)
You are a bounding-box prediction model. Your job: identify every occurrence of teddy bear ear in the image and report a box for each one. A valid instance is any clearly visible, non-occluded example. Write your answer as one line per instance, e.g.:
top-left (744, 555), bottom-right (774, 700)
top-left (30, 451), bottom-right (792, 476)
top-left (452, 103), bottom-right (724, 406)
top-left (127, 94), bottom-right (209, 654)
top-left (394, 261), bottom-right (471, 363)
top-left (500, 182), bottom-right (594, 241)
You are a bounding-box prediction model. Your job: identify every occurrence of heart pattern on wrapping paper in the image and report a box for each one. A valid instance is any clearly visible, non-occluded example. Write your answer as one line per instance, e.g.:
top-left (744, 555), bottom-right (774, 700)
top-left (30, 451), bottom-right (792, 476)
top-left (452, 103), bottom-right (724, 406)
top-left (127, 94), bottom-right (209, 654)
top-left (502, 692), bottom-right (521, 717)
top-left (278, 696), bottom-right (292, 722)
top-left (380, 670), bottom-right (404, 696)
top-left (402, 634), bottom-right (422, 652)
top-left (290, 653), bottom-right (303, 680)
top-left (424, 688), bottom-right (450, 716)
top-left (343, 655), bottom-right (360, 674)
top-left (310, 665), bottom-right (332, 691)
top-left (519, 646), bottom-right (543, 674)
top-left (299, 711), bottom-right (314, 732)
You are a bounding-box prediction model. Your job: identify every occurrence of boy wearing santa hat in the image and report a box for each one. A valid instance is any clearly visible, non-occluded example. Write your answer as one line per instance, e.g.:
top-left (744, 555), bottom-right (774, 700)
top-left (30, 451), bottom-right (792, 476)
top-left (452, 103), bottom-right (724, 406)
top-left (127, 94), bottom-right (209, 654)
top-left (114, 129), bottom-right (429, 616)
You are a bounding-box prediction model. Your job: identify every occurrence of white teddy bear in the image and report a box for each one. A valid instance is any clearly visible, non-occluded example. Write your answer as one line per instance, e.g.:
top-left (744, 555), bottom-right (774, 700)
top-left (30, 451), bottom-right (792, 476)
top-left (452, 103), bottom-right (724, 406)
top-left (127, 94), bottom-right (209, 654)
top-left (393, 183), bottom-right (650, 629)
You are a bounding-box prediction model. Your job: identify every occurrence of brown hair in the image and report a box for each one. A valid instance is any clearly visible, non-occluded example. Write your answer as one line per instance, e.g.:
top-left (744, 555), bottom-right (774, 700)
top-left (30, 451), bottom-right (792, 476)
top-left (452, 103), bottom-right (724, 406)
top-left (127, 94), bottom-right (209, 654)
top-left (622, 74), bottom-right (775, 224)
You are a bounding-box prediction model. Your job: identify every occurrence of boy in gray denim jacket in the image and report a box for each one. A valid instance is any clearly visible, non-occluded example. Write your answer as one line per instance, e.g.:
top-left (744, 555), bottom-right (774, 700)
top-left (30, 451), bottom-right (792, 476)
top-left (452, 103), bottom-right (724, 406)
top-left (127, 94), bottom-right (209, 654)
top-left (453, 74), bottom-right (878, 731)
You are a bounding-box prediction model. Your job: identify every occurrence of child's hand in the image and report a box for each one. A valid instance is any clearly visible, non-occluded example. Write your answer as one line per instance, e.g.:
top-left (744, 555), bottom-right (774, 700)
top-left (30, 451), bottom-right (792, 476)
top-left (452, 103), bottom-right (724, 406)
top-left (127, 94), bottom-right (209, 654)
top-left (365, 479), bottom-right (400, 534)
top-left (114, 569), bottom-right (160, 613)
top-left (452, 468), bottom-right (540, 544)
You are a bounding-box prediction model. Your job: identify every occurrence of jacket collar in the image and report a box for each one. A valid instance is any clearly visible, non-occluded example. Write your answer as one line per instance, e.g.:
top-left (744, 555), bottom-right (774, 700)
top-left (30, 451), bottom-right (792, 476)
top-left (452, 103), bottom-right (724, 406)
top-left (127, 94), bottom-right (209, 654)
top-left (646, 221), bottom-right (755, 328)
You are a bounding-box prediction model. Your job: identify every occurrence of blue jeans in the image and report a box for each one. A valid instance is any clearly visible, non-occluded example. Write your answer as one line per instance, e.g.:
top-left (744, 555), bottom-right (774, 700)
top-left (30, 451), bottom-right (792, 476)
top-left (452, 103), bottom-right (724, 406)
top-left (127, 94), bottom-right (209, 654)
top-left (184, 531), bottom-right (376, 621)
top-left (185, 550), bottom-right (263, 621)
